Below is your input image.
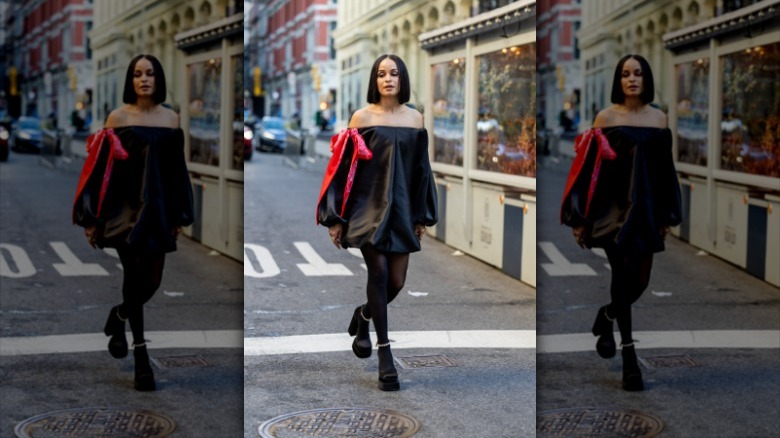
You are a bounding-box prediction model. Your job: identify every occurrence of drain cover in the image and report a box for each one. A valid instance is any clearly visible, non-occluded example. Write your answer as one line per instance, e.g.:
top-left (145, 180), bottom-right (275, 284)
top-left (258, 408), bottom-right (420, 437)
top-left (151, 354), bottom-right (209, 369)
top-left (641, 354), bottom-right (698, 368)
top-left (537, 407), bottom-right (664, 437)
top-left (396, 355), bottom-right (456, 369)
top-left (14, 407), bottom-right (175, 438)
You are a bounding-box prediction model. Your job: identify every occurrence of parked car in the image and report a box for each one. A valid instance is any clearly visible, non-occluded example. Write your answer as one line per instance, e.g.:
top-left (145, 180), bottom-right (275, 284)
top-left (243, 124), bottom-right (253, 161)
top-left (10, 117), bottom-right (44, 153)
top-left (0, 125), bottom-right (9, 161)
top-left (254, 116), bottom-right (287, 153)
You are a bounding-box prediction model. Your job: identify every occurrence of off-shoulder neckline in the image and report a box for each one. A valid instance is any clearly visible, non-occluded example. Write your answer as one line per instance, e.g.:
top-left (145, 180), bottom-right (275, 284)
top-left (354, 125), bottom-right (426, 130)
top-left (105, 126), bottom-right (182, 130)
top-left (594, 126), bottom-right (670, 131)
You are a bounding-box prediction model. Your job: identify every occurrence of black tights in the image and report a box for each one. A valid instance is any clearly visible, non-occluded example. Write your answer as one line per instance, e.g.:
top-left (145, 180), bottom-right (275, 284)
top-left (604, 245), bottom-right (653, 346)
top-left (116, 247), bottom-right (166, 345)
top-left (360, 246), bottom-right (410, 345)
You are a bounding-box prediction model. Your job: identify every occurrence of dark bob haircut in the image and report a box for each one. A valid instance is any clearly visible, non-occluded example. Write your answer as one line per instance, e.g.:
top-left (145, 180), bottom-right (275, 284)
top-left (122, 54), bottom-right (167, 104)
top-left (610, 54), bottom-right (654, 105)
top-left (367, 54), bottom-right (410, 104)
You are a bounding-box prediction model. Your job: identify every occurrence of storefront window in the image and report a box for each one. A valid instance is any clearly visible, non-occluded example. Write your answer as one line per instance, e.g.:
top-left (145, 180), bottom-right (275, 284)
top-left (188, 57), bottom-right (222, 166)
top-left (720, 42), bottom-right (780, 177)
top-left (476, 44), bottom-right (536, 177)
top-left (231, 55), bottom-right (243, 170)
top-left (432, 58), bottom-right (466, 166)
top-left (675, 58), bottom-right (709, 166)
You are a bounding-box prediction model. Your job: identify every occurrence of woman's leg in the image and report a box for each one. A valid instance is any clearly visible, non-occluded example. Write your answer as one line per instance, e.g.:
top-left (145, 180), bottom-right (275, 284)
top-left (605, 246), bottom-right (653, 346)
top-left (117, 247), bottom-right (166, 346)
top-left (360, 246), bottom-right (390, 345)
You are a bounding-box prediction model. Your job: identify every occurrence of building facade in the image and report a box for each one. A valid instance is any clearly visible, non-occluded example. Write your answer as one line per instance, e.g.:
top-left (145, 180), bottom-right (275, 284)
top-left (579, 0), bottom-right (779, 287)
top-left (5, 0), bottom-right (93, 129)
top-left (91, 0), bottom-right (244, 260)
top-left (259, 0), bottom-right (338, 130)
top-left (334, 0), bottom-right (537, 285)
top-left (537, 0), bottom-right (580, 134)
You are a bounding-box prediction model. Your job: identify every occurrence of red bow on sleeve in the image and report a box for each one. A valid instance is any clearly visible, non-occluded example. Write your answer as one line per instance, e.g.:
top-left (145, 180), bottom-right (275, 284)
top-left (72, 129), bottom-right (129, 221)
top-left (316, 128), bottom-right (373, 223)
top-left (561, 128), bottom-right (617, 220)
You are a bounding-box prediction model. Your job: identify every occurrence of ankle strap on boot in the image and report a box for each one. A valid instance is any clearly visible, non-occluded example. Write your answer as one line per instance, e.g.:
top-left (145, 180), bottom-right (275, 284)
top-left (377, 342), bottom-right (391, 348)
top-left (621, 342), bottom-right (634, 348)
top-left (360, 307), bottom-right (370, 322)
top-left (133, 342), bottom-right (146, 348)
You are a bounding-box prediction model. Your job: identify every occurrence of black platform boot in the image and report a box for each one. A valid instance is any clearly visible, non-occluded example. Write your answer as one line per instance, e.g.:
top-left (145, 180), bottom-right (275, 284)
top-left (621, 343), bottom-right (644, 391)
top-left (591, 305), bottom-right (616, 358)
top-left (376, 343), bottom-right (400, 391)
top-left (133, 343), bottom-right (156, 392)
top-left (348, 305), bottom-right (372, 358)
top-left (103, 306), bottom-right (128, 358)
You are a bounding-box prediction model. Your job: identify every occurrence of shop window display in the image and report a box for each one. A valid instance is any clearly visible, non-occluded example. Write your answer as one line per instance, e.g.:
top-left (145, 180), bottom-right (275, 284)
top-left (675, 58), bottom-right (709, 166)
top-left (432, 58), bottom-right (466, 167)
top-left (476, 43), bottom-right (536, 177)
top-left (720, 42), bottom-right (779, 177)
top-left (188, 57), bottom-right (222, 166)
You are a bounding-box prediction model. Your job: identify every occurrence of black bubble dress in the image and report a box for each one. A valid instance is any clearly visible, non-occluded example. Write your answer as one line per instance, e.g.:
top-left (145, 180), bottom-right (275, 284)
top-left (317, 126), bottom-right (438, 253)
top-left (561, 126), bottom-right (682, 253)
top-left (73, 126), bottom-right (194, 253)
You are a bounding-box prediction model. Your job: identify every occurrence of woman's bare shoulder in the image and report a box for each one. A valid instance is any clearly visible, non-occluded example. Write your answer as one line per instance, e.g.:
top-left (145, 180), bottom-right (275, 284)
top-left (105, 107), bottom-right (128, 128)
top-left (160, 106), bottom-right (180, 128)
top-left (403, 105), bottom-right (424, 128)
top-left (592, 107), bottom-right (616, 128)
top-left (348, 107), bottom-right (371, 128)
top-left (648, 106), bottom-right (668, 128)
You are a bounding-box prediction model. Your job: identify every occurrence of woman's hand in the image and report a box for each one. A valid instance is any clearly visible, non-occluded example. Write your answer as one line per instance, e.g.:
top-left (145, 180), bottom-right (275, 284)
top-left (659, 226), bottom-right (670, 240)
top-left (328, 224), bottom-right (343, 248)
top-left (84, 226), bottom-right (97, 249)
top-left (172, 226), bottom-right (182, 240)
top-left (414, 224), bottom-right (426, 240)
top-left (572, 225), bottom-right (586, 249)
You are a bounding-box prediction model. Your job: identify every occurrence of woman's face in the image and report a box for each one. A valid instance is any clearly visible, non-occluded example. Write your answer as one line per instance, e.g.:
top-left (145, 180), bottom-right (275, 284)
top-left (620, 58), bottom-right (643, 99)
top-left (133, 58), bottom-right (156, 98)
top-left (376, 58), bottom-right (400, 99)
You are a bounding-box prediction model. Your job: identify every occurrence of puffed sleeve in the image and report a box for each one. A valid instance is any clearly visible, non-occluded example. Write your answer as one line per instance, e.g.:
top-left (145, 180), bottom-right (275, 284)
top-left (316, 136), bottom-right (352, 227)
top-left (173, 129), bottom-right (195, 227)
top-left (72, 135), bottom-right (111, 228)
top-left (560, 134), bottom-right (599, 228)
top-left (658, 129), bottom-right (683, 227)
top-left (411, 130), bottom-right (438, 226)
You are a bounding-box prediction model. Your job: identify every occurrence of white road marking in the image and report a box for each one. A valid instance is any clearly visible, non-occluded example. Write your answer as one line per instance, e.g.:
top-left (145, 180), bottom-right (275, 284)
top-left (50, 242), bottom-right (109, 276)
top-left (244, 244), bottom-right (281, 278)
top-left (0, 243), bottom-right (36, 278)
top-left (294, 241), bottom-right (353, 276)
top-left (537, 330), bottom-right (780, 353)
top-left (538, 241), bottom-right (598, 276)
top-left (245, 330), bottom-right (536, 355)
top-left (0, 330), bottom-right (243, 356)
top-left (347, 247), bottom-right (367, 270)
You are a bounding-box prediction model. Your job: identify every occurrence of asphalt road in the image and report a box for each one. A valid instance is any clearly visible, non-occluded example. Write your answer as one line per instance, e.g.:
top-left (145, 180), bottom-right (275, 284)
top-left (535, 154), bottom-right (780, 437)
top-left (243, 152), bottom-right (536, 437)
top-left (0, 151), bottom-right (244, 436)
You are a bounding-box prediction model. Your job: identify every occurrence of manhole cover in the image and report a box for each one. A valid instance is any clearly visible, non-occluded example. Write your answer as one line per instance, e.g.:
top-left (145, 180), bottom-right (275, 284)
top-left (258, 408), bottom-right (420, 437)
top-left (641, 354), bottom-right (698, 369)
top-left (14, 407), bottom-right (176, 438)
top-left (151, 354), bottom-right (209, 369)
top-left (537, 407), bottom-right (664, 437)
top-left (396, 355), bottom-right (456, 369)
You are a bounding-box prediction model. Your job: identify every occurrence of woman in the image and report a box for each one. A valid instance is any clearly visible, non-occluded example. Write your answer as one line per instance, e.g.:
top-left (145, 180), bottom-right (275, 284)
top-left (73, 54), bottom-right (194, 391)
top-left (561, 54), bottom-right (682, 391)
top-left (317, 54), bottom-right (438, 391)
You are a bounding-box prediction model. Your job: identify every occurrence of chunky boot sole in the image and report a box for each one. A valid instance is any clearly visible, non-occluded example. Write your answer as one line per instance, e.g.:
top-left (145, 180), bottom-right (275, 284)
top-left (378, 374), bottom-right (400, 391)
top-left (104, 306), bottom-right (128, 359)
top-left (133, 346), bottom-right (156, 391)
top-left (621, 345), bottom-right (644, 391)
top-left (377, 346), bottom-right (400, 391)
top-left (348, 306), bottom-right (372, 359)
top-left (592, 306), bottom-right (616, 359)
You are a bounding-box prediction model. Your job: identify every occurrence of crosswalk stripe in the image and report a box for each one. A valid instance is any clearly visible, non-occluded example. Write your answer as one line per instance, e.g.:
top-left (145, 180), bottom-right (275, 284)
top-left (245, 330), bottom-right (537, 355)
top-left (0, 330), bottom-right (243, 356)
top-left (537, 330), bottom-right (780, 353)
